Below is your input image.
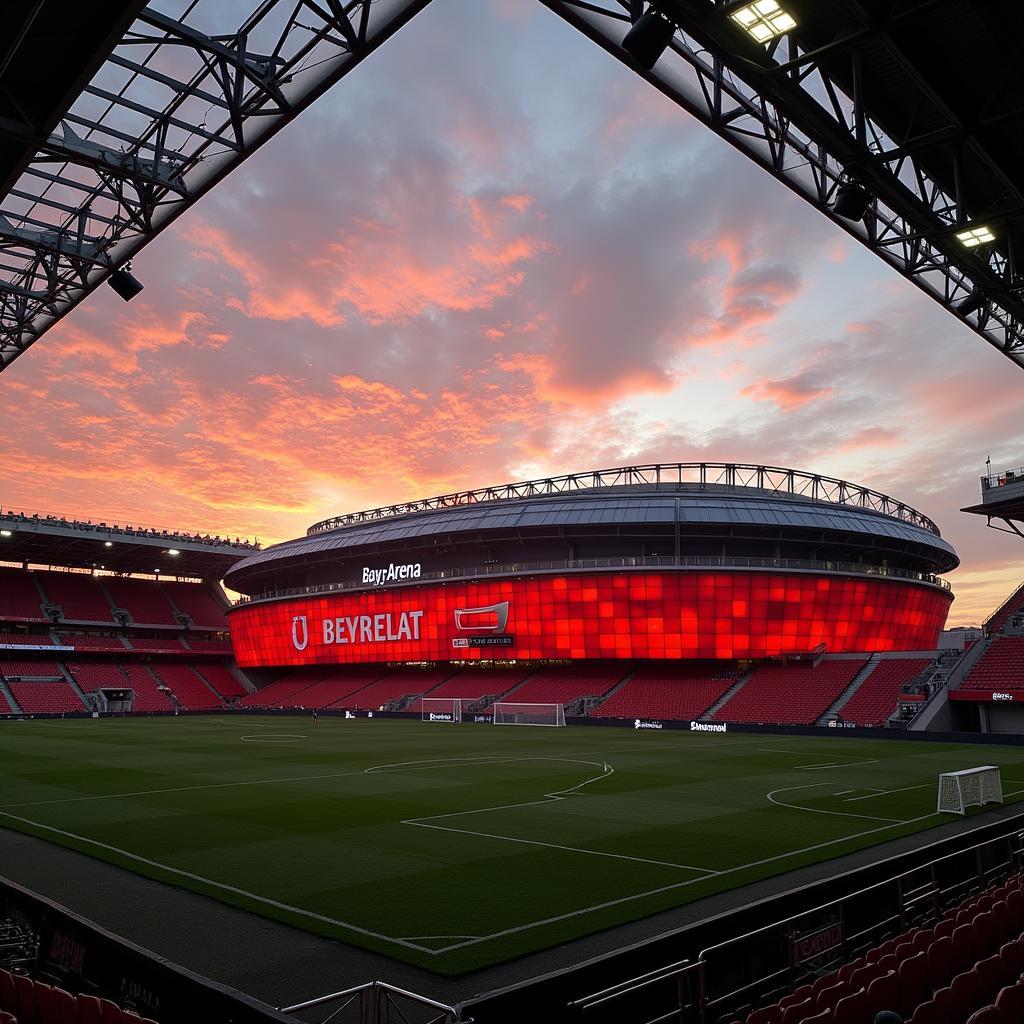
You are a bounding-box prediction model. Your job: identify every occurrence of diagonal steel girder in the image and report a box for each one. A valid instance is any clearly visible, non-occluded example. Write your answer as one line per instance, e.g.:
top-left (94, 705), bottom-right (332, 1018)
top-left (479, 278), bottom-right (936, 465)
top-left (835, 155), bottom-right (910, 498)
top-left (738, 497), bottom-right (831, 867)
top-left (0, 0), bottom-right (433, 371)
top-left (539, 0), bottom-right (1024, 371)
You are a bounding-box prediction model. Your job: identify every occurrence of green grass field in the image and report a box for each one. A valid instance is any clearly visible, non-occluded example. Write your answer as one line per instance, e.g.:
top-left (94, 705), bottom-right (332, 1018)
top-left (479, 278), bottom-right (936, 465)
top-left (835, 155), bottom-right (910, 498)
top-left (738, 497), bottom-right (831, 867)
top-left (1, 717), bottom-right (1022, 974)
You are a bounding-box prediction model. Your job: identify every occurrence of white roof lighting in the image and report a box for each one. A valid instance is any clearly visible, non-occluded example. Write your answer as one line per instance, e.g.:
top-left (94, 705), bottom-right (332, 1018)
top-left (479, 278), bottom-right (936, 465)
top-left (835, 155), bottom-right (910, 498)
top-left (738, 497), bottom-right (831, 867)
top-left (168, 548), bottom-right (180, 556)
top-left (104, 540), bottom-right (113, 547)
top-left (731, 1), bottom-right (796, 42)
top-left (956, 226), bottom-right (995, 248)
top-left (0, 530), bottom-right (11, 537)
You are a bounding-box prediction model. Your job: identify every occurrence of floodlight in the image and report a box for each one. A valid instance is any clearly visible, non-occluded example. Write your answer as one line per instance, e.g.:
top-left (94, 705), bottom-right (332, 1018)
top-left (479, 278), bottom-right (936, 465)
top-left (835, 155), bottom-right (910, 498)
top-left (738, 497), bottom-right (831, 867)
top-left (0, 530), bottom-right (11, 537)
top-left (622, 10), bottom-right (676, 70)
top-left (956, 226), bottom-right (995, 248)
top-left (833, 181), bottom-right (870, 222)
top-left (955, 291), bottom-right (986, 317)
top-left (168, 549), bottom-right (180, 556)
top-left (730, 1), bottom-right (796, 42)
top-left (105, 541), bottom-right (113, 547)
top-left (107, 265), bottom-right (144, 301)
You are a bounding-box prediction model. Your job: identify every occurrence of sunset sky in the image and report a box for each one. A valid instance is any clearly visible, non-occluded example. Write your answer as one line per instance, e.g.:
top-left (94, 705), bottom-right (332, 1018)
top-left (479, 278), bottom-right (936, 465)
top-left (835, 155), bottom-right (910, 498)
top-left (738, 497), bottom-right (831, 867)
top-left (1, 0), bottom-right (1022, 625)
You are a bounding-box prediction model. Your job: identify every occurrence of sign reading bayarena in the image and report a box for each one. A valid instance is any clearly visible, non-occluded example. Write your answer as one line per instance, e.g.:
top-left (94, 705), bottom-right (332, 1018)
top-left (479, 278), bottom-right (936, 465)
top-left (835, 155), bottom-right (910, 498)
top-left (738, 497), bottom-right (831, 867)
top-left (225, 464), bottom-right (956, 669)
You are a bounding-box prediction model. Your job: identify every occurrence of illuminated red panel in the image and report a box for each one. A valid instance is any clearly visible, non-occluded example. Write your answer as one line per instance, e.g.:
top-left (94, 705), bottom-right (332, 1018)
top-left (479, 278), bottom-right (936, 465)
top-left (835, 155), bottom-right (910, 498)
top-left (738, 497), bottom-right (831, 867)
top-left (227, 572), bottom-right (952, 668)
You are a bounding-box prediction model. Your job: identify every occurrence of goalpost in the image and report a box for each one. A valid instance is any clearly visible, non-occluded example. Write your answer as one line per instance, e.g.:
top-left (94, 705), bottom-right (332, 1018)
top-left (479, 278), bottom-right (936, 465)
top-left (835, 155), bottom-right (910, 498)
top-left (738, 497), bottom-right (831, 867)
top-left (937, 766), bottom-right (1003, 815)
top-left (492, 702), bottom-right (566, 727)
top-left (420, 698), bottom-right (462, 723)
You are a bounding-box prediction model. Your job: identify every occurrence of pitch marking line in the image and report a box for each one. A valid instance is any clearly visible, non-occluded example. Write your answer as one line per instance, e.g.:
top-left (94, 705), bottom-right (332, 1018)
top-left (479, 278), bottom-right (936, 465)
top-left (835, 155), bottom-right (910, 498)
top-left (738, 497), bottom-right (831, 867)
top-left (767, 783), bottom-right (903, 823)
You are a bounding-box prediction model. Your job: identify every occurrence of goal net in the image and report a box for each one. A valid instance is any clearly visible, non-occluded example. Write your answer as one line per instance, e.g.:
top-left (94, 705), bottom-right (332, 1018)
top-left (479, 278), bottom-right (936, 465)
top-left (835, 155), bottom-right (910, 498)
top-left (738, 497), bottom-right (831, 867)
top-left (420, 698), bottom-right (462, 723)
top-left (492, 702), bottom-right (566, 727)
top-left (937, 766), bottom-right (1003, 815)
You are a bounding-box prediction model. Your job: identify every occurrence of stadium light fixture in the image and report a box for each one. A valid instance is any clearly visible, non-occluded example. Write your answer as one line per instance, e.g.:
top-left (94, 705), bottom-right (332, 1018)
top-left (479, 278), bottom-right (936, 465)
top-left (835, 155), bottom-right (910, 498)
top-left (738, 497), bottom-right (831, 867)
top-left (832, 181), bottom-right (871, 222)
top-left (622, 9), bottom-right (677, 70)
top-left (956, 226), bottom-right (995, 248)
top-left (105, 541), bottom-right (113, 547)
top-left (168, 549), bottom-right (180, 556)
top-left (0, 530), bottom-right (11, 537)
top-left (730, 1), bottom-right (796, 43)
top-left (107, 264), bottom-right (144, 302)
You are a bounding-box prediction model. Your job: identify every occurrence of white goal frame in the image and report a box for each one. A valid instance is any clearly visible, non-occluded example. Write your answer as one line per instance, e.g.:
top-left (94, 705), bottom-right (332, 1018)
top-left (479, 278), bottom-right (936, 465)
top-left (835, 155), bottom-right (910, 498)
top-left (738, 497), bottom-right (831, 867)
top-left (420, 698), bottom-right (462, 723)
top-left (492, 702), bottom-right (566, 727)
top-left (937, 766), bottom-right (1003, 815)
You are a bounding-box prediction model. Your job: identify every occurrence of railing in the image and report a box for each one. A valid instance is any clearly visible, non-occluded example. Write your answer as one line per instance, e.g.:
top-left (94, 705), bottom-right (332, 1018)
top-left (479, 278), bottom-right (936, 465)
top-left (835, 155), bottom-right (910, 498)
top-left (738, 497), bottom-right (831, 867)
top-left (280, 981), bottom-right (464, 1024)
top-left (307, 463), bottom-right (941, 536)
top-left (567, 959), bottom-right (702, 1024)
top-left (982, 466), bottom-right (1024, 489)
top-left (232, 553), bottom-right (951, 605)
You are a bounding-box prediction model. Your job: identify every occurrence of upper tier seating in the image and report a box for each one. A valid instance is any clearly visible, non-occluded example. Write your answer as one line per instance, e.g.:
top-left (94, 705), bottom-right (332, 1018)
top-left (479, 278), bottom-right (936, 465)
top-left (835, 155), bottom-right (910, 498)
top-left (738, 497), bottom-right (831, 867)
top-left (504, 663), bottom-right (629, 707)
top-left (57, 633), bottom-right (128, 652)
top-left (0, 567), bottom-right (46, 622)
top-left (102, 577), bottom-right (180, 625)
top-left (283, 669), bottom-right (388, 709)
top-left (37, 571), bottom-right (116, 623)
top-left (406, 667), bottom-right (531, 712)
top-left (713, 658), bottom-right (868, 724)
top-left (67, 661), bottom-right (133, 691)
top-left (335, 668), bottom-right (456, 709)
top-left (745, 870), bottom-right (1024, 1024)
top-left (194, 663), bottom-right (247, 698)
top-left (962, 637), bottom-right (1024, 691)
top-left (986, 580), bottom-right (1024, 635)
top-left (161, 581), bottom-right (229, 629)
top-left (592, 663), bottom-right (738, 720)
top-left (840, 657), bottom-right (931, 726)
top-left (237, 670), bottom-right (324, 707)
top-left (0, 631), bottom-right (53, 646)
top-left (126, 637), bottom-right (188, 653)
top-left (0, 659), bottom-right (63, 678)
top-left (8, 681), bottom-right (85, 713)
top-left (152, 663), bottom-right (222, 709)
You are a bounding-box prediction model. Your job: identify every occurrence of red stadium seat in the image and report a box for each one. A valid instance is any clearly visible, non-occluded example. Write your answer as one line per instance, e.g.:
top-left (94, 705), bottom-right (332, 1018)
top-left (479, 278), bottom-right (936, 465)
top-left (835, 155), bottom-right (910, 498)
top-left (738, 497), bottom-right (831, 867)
top-left (0, 971), bottom-right (14, 1014)
top-left (48, 986), bottom-right (78, 1024)
top-left (746, 1008), bottom-right (782, 1024)
top-left (974, 912), bottom-right (996, 957)
top-left (780, 997), bottom-right (815, 1024)
top-left (898, 952), bottom-right (929, 1015)
top-left (952, 925), bottom-right (978, 973)
top-left (934, 919), bottom-right (956, 941)
top-left (779, 985), bottom-right (814, 1009)
top-left (912, 929), bottom-right (935, 955)
top-left (99, 998), bottom-right (123, 1024)
top-left (995, 983), bottom-right (1024, 1016)
top-left (850, 962), bottom-right (882, 990)
top-left (832, 989), bottom-right (870, 1024)
top-left (976, 955), bottom-right (1010, 998)
top-left (950, 970), bottom-right (986, 1020)
top-left (867, 970), bottom-right (900, 1016)
top-left (14, 974), bottom-right (35, 1024)
top-left (965, 1008), bottom-right (1007, 1024)
top-left (797, 1011), bottom-right (831, 1024)
top-left (815, 981), bottom-right (849, 1012)
top-left (77, 994), bottom-right (103, 1024)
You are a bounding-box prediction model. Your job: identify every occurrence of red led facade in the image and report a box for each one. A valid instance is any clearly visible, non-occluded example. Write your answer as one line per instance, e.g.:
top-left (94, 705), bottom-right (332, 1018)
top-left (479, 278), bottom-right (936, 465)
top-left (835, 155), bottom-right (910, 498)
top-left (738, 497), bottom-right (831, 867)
top-left (228, 571), bottom-right (952, 668)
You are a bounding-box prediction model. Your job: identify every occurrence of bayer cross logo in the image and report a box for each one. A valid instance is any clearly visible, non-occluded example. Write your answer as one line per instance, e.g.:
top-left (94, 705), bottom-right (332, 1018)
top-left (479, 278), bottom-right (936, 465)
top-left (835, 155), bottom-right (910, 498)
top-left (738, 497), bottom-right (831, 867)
top-left (291, 615), bottom-right (309, 651)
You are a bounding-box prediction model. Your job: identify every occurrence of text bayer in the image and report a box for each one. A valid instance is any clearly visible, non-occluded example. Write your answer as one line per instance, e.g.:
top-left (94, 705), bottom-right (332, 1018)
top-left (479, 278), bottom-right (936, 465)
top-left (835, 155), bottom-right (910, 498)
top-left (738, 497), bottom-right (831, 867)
top-left (322, 610), bottom-right (424, 645)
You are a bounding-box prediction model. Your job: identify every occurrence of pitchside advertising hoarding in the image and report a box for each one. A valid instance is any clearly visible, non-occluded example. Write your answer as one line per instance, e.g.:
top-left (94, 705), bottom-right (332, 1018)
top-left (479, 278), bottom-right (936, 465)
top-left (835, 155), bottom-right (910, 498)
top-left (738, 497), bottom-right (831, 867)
top-left (227, 571), bottom-right (951, 667)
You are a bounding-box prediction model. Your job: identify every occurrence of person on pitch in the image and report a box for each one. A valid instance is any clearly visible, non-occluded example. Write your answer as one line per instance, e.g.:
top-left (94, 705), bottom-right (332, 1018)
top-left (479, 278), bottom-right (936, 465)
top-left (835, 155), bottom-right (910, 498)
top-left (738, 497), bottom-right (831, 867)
top-left (312, 708), bottom-right (318, 728)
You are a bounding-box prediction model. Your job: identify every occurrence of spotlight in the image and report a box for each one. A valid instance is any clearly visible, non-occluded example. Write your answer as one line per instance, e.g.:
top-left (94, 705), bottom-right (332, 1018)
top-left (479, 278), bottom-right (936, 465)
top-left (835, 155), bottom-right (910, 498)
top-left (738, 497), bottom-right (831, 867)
top-left (832, 181), bottom-right (870, 222)
top-left (956, 226), bottom-right (995, 248)
top-left (107, 265), bottom-right (144, 301)
top-left (955, 291), bottom-right (986, 317)
top-left (105, 541), bottom-right (113, 547)
top-left (622, 10), bottom-right (676, 71)
top-left (168, 549), bottom-right (180, 556)
top-left (730, 1), bottom-right (796, 43)
top-left (0, 530), bottom-right (11, 537)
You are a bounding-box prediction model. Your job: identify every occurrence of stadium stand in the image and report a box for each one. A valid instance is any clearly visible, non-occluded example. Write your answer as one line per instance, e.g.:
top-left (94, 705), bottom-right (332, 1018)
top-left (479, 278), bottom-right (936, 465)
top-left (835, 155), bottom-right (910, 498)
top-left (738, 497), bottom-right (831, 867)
top-left (839, 657), bottom-right (932, 726)
top-left (36, 571), bottom-right (116, 623)
top-left (985, 580), bottom-right (1024, 635)
top-left (0, 971), bottom-right (161, 1024)
top-left (184, 639), bottom-right (233, 655)
top-left (236, 670), bottom-right (324, 708)
top-left (406, 667), bottom-right (532, 712)
top-left (67, 661), bottom-right (133, 691)
top-left (275, 668), bottom-right (388, 709)
top-left (7, 681), bottom-right (85, 713)
top-left (56, 632), bottom-right (128, 651)
top-left (161, 580), bottom-right (229, 629)
top-left (961, 637), bottom-right (1024, 691)
top-left (120, 663), bottom-right (175, 711)
top-left (102, 577), bottom-right (180, 626)
top-left (0, 632), bottom-right (53, 646)
top-left (151, 664), bottom-right (222, 709)
top-left (746, 870), bottom-right (1024, 1024)
top-left (504, 663), bottom-right (629, 707)
top-left (0, 567), bottom-right (46, 622)
top-left (592, 663), bottom-right (739, 720)
top-left (69, 661), bottom-right (172, 711)
top-left (335, 667), bottom-right (456, 709)
top-left (125, 637), bottom-right (189, 653)
top-left (0, 659), bottom-right (63, 679)
top-left (194, 663), bottom-right (247, 699)
top-left (713, 658), bottom-right (868, 725)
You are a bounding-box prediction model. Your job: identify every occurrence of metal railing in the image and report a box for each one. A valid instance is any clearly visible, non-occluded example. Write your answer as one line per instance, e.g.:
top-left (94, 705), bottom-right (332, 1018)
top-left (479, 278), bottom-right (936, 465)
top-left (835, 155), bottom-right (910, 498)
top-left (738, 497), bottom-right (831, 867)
top-left (281, 981), bottom-right (464, 1024)
top-left (307, 464), bottom-right (941, 536)
top-left (233, 553), bottom-right (951, 606)
top-left (982, 466), bottom-right (1024, 489)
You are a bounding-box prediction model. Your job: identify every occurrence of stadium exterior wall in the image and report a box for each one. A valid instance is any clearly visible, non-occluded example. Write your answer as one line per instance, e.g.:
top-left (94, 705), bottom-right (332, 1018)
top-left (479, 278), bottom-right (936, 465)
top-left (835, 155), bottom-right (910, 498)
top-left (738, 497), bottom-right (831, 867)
top-left (227, 570), bottom-right (951, 668)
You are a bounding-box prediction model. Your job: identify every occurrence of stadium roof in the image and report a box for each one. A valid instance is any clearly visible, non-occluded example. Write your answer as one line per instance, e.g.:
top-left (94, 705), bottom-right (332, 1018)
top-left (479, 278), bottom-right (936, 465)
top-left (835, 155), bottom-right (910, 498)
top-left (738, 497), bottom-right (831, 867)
top-left (3, 1), bottom-right (1023, 372)
top-left (0, 509), bottom-right (254, 578)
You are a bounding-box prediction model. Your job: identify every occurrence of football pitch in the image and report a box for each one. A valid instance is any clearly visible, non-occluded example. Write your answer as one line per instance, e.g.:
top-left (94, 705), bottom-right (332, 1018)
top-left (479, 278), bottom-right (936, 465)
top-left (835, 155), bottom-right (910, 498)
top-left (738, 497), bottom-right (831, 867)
top-left (1, 717), bottom-right (1023, 974)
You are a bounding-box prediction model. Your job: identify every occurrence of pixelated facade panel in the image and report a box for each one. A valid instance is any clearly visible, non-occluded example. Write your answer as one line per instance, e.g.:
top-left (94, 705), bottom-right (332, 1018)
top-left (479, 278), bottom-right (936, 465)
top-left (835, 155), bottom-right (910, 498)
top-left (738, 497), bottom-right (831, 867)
top-left (227, 572), bottom-right (952, 667)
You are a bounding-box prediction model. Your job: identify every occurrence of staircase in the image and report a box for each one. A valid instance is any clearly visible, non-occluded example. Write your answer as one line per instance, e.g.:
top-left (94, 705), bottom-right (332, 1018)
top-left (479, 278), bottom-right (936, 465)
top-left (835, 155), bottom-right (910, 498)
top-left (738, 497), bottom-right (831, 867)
top-left (57, 663), bottom-right (94, 711)
top-left (584, 665), bottom-right (640, 715)
top-left (817, 656), bottom-right (880, 725)
top-left (700, 668), bottom-right (752, 720)
top-left (0, 680), bottom-right (21, 713)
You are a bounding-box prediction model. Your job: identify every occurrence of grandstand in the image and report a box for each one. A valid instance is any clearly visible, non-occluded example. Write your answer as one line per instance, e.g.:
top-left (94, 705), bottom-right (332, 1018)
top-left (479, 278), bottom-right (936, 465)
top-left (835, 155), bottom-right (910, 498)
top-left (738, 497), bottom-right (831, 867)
top-left (592, 662), bottom-right (739, 720)
top-left (407, 666), bottom-right (533, 712)
top-left (961, 637), bottom-right (1024, 692)
top-left (839, 658), bottom-right (933, 727)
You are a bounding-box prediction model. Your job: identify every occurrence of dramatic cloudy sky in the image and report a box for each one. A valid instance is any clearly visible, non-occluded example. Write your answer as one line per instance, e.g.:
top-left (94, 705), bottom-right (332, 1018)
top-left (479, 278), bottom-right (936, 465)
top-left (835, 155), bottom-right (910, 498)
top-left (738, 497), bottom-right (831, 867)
top-left (2, 1), bottom-right (1022, 624)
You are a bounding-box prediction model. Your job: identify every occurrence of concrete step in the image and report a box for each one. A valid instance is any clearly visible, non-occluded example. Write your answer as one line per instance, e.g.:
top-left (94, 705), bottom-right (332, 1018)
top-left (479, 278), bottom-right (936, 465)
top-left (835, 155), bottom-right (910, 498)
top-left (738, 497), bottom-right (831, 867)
top-left (817, 656), bottom-right (880, 725)
top-left (701, 668), bottom-right (752, 720)
top-left (0, 680), bottom-right (22, 713)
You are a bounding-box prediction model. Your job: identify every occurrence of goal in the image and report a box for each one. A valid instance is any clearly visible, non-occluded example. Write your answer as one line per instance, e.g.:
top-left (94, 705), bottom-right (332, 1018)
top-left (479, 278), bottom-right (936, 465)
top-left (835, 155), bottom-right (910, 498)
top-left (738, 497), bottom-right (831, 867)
top-left (492, 702), bottom-right (565, 727)
top-left (937, 766), bottom-right (1003, 815)
top-left (420, 698), bottom-right (462, 723)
